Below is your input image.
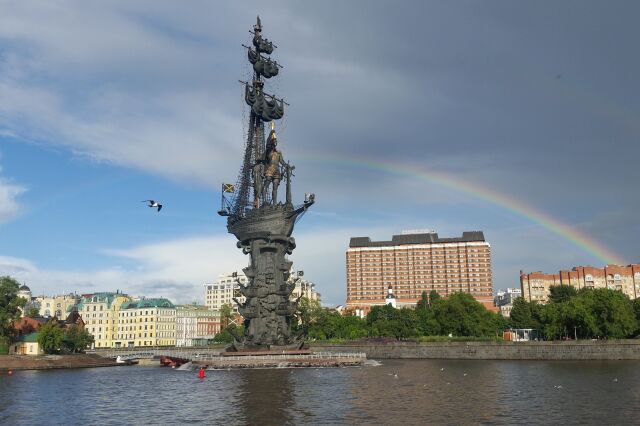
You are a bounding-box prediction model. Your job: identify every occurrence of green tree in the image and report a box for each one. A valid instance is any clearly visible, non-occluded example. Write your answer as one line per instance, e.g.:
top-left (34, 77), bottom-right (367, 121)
top-left (537, 288), bottom-right (638, 340)
top-left (367, 305), bottom-right (419, 340)
top-left (306, 308), bottom-right (367, 341)
top-left (0, 276), bottom-right (27, 339)
top-left (220, 303), bottom-right (234, 329)
top-left (428, 290), bottom-right (441, 306)
top-left (37, 321), bottom-right (64, 354)
top-left (415, 291), bottom-right (440, 336)
top-left (416, 291), bottom-right (429, 310)
top-left (294, 297), bottom-right (322, 333)
top-left (632, 298), bottom-right (640, 336)
top-left (548, 285), bottom-right (578, 304)
top-left (24, 306), bottom-right (40, 318)
top-left (431, 293), bottom-right (502, 337)
top-left (509, 298), bottom-right (541, 329)
top-left (578, 288), bottom-right (636, 339)
top-left (61, 327), bottom-right (94, 353)
top-left (538, 303), bottom-right (565, 340)
top-left (337, 314), bottom-right (368, 340)
top-left (213, 324), bottom-right (244, 343)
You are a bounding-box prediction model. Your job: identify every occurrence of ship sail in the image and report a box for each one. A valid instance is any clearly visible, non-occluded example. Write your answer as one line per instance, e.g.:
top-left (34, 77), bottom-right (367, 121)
top-left (245, 84), bottom-right (284, 122)
top-left (248, 49), bottom-right (279, 78)
top-left (253, 33), bottom-right (274, 54)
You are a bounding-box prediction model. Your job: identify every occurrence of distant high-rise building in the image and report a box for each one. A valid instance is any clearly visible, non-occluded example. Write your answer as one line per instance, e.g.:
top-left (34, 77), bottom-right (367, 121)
top-left (520, 264), bottom-right (640, 304)
top-left (346, 231), bottom-right (494, 313)
top-left (204, 273), bottom-right (249, 312)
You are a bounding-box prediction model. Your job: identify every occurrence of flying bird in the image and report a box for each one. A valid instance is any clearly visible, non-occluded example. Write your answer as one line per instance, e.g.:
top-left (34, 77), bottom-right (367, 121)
top-left (143, 200), bottom-right (162, 211)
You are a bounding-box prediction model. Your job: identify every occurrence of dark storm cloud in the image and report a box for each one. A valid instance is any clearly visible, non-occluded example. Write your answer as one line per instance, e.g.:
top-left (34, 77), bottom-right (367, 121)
top-left (271, 2), bottom-right (640, 178)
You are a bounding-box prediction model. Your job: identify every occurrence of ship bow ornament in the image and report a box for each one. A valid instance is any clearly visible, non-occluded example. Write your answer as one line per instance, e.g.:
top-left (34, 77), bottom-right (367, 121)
top-left (219, 17), bottom-right (315, 351)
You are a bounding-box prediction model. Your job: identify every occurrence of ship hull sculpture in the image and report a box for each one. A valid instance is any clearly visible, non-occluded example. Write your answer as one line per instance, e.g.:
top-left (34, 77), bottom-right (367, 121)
top-left (219, 17), bottom-right (314, 351)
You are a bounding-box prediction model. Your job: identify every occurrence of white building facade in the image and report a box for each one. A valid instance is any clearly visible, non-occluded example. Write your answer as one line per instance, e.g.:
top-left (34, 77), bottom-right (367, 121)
top-left (494, 287), bottom-right (522, 318)
top-left (175, 305), bottom-right (220, 347)
top-left (204, 271), bottom-right (321, 313)
top-left (35, 294), bottom-right (80, 318)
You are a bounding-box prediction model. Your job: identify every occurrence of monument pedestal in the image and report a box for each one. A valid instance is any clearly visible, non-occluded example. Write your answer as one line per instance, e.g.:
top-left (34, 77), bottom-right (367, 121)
top-left (193, 350), bottom-right (366, 369)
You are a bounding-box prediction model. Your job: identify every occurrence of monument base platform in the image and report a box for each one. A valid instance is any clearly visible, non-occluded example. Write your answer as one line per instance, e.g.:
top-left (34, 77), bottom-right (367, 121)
top-left (192, 352), bottom-right (366, 369)
top-left (221, 349), bottom-right (311, 357)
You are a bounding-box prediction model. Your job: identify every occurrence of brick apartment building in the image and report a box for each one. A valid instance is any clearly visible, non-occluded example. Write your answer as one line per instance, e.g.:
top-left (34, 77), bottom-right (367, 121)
top-left (520, 264), bottom-right (640, 304)
top-left (346, 231), bottom-right (494, 313)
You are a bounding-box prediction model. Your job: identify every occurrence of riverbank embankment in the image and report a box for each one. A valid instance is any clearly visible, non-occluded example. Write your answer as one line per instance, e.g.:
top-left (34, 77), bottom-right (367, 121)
top-left (0, 354), bottom-right (120, 371)
top-left (311, 340), bottom-right (640, 360)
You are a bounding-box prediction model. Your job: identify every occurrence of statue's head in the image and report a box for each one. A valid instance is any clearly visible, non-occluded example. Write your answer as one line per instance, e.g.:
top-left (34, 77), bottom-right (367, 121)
top-left (266, 130), bottom-right (278, 151)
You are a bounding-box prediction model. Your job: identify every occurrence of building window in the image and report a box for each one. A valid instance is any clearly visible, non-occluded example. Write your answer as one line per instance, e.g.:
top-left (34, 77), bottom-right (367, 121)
top-left (585, 274), bottom-right (593, 282)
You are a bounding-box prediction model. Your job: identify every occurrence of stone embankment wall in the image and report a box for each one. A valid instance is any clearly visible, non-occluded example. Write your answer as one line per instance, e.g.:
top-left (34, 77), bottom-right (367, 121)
top-left (311, 340), bottom-right (640, 360)
top-left (0, 354), bottom-right (119, 370)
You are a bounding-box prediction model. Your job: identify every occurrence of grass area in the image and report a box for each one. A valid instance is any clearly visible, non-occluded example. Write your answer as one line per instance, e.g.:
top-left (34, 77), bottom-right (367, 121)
top-left (310, 335), bottom-right (504, 345)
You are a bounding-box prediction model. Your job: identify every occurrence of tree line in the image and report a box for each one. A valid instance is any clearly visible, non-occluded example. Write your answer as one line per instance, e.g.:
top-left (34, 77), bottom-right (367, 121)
top-left (295, 291), bottom-right (509, 341)
top-left (510, 285), bottom-right (640, 340)
top-left (294, 285), bottom-right (640, 342)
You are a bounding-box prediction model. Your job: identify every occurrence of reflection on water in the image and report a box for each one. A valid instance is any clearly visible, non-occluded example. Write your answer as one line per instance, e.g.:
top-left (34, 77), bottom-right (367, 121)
top-left (239, 369), bottom-right (295, 425)
top-left (1, 360), bottom-right (639, 425)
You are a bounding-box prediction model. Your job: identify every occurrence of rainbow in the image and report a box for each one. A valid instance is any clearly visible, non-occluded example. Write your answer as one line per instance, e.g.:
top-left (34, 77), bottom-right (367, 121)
top-left (302, 154), bottom-right (627, 266)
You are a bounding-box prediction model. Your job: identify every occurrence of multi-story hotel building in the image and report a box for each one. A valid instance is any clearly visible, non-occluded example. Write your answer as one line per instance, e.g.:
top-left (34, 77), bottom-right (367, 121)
top-left (175, 305), bottom-right (220, 347)
top-left (115, 298), bottom-right (176, 348)
top-left (205, 271), bottom-right (320, 313)
top-left (520, 264), bottom-right (640, 303)
top-left (346, 231), bottom-right (493, 312)
top-left (76, 292), bottom-right (131, 349)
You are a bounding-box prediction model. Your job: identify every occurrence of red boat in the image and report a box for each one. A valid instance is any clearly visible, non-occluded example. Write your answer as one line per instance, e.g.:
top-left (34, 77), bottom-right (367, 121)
top-left (159, 356), bottom-right (189, 368)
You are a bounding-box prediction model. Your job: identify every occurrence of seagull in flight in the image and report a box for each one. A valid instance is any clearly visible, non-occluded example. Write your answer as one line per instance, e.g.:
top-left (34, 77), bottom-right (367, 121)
top-left (143, 200), bottom-right (162, 212)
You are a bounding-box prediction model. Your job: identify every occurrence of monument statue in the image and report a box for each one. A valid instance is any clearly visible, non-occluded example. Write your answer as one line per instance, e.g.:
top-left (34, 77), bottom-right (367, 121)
top-left (219, 17), bottom-right (314, 351)
top-left (262, 124), bottom-right (288, 203)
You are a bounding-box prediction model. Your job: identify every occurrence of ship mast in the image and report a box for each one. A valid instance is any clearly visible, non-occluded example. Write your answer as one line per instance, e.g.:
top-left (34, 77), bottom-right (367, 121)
top-left (228, 16), bottom-right (285, 218)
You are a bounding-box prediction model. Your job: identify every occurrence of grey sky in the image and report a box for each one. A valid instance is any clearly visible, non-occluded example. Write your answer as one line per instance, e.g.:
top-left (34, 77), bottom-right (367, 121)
top-left (0, 1), bottom-right (638, 304)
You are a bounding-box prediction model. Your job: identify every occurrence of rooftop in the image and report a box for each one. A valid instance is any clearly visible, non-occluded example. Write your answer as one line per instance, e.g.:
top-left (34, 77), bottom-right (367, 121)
top-left (76, 292), bottom-right (129, 310)
top-left (15, 332), bottom-right (39, 343)
top-left (349, 231), bottom-right (486, 248)
top-left (121, 298), bottom-right (175, 310)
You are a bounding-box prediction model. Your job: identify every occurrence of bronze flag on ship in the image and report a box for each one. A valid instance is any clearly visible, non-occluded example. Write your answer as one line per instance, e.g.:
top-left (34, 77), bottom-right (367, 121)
top-left (223, 183), bottom-right (235, 193)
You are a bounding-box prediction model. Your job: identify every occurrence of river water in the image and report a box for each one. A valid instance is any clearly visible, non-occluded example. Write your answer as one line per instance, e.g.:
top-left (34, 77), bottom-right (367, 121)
top-left (1, 359), bottom-right (639, 425)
